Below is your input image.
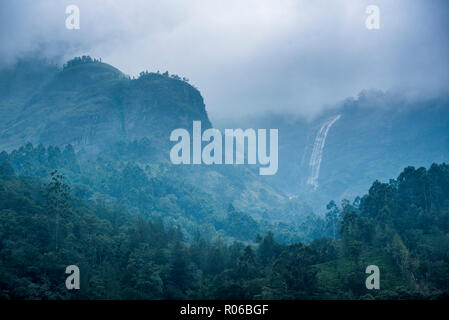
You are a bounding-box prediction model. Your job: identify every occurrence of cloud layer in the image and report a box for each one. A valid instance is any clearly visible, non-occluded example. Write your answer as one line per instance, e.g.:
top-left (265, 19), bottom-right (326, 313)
top-left (1, 0), bottom-right (448, 120)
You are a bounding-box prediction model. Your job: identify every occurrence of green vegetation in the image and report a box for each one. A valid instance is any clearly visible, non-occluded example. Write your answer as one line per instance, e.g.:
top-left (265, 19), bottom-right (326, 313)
top-left (0, 142), bottom-right (315, 244)
top-left (0, 57), bottom-right (312, 242)
top-left (1, 150), bottom-right (448, 299)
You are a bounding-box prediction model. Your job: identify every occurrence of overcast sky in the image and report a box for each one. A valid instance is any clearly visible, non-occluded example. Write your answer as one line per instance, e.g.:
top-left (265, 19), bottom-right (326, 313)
top-left (1, 0), bottom-right (448, 120)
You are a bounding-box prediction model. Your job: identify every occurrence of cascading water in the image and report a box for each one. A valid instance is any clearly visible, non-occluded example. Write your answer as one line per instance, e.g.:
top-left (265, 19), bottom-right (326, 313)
top-left (307, 114), bottom-right (341, 189)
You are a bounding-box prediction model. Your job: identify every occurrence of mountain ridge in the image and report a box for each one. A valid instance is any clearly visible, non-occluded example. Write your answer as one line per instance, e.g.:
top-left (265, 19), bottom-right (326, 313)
top-left (0, 56), bottom-right (312, 243)
top-left (0, 56), bottom-right (211, 153)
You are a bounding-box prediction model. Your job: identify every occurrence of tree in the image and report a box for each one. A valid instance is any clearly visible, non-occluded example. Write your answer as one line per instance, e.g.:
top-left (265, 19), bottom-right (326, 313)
top-left (325, 200), bottom-right (340, 240)
top-left (237, 246), bottom-right (259, 279)
top-left (258, 231), bottom-right (282, 265)
top-left (0, 161), bottom-right (15, 179)
top-left (45, 170), bottom-right (71, 251)
top-left (126, 244), bottom-right (163, 299)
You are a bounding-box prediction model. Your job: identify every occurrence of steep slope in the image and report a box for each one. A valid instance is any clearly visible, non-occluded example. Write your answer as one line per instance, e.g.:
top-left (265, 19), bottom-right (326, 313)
top-left (304, 91), bottom-right (449, 210)
top-left (0, 56), bottom-right (210, 152)
top-left (0, 58), bottom-right (59, 128)
top-left (221, 90), bottom-right (449, 212)
top-left (0, 56), bottom-right (312, 242)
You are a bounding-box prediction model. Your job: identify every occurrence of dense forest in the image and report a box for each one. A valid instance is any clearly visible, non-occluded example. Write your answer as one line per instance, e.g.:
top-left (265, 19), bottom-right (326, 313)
top-left (1, 142), bottom-right (448, 299)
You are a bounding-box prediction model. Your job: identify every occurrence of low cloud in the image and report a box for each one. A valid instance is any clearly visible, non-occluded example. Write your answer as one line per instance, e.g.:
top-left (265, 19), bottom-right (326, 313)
top-left (1, 0), bottom-right (448, 120)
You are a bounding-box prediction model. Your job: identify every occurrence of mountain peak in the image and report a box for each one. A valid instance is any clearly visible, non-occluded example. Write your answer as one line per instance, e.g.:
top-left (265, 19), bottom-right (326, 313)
top-left (0, 57), bottom-right (211, 152)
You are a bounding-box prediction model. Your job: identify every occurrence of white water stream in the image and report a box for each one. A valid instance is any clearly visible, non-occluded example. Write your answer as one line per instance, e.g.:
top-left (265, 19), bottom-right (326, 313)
top-left (307, 114), bottom-right (341, 189)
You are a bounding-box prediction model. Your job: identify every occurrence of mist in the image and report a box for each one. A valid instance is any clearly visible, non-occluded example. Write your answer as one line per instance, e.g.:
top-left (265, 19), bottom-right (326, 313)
top-left (1, 0), bottom-right (448, 120)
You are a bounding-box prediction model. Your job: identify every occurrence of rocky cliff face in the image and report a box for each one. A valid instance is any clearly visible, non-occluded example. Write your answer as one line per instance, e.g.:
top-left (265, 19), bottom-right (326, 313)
top-left (0, 57), bottom-right (211, 153)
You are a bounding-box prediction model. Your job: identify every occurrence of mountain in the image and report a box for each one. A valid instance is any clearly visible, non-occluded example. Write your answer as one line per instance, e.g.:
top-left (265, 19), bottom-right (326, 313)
top-left (304, 91), bottom-right (449, 210)
top-left (0, 56), bottom-right (313, 243)
top-left (219, 90), bottom-right (449, 212)
top-left (0, 56), bottom-right (210, 152)
top-left (1, 56), bottom-right (449, 300)
top-left (2, 56), bottom-right (447, 241)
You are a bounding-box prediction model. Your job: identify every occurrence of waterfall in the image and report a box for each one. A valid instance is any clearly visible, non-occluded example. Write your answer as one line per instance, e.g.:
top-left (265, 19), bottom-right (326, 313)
top-left (307, 114), bottom-right (341, 189)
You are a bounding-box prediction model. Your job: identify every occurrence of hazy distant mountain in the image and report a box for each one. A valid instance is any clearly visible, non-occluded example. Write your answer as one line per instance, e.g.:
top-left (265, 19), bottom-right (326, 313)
top-left (226, 90), bottom-right (449, 212)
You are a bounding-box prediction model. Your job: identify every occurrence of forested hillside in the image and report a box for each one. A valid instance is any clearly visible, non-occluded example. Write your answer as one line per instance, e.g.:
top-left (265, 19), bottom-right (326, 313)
top-left (0, 142), bottom-right (319, 244)
top-left (1, 158), bottom-right (448, 299)
top-left (0, 57), bottom-right (315, 242)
